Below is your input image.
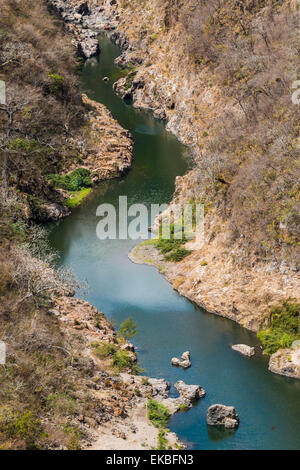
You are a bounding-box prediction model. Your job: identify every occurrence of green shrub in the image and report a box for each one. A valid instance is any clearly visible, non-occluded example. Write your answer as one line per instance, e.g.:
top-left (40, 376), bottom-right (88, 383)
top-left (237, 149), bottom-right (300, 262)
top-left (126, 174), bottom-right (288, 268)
top-left (112, 350), bottom-right (131, 371)
top-left (155, 238), bottom-right (183, 254)
top-left (155, 221), bottom-right (191, 262)
top-left (62, 424), bottom-right (83, 450)
top-left (164, 248), bottom-right (191, 262)
top-left (8, 138), bottom-right (52, 168)
top-left (47, 168), bottom-right (92, 191)
top-left (65, 188), bottom-right (92, 208)
top-left (257, 301), bottom-right (300, 355)
top-left (119, 317), bottom-right (137, 340)
top-left (179, 404), bottom-right (190, 412)
top-left (131, 363), bottom-right (145, 375)
top-left (0, 408), bottom-right (45, 449)
top-left (157, 429), bottom-right (168, 450)
top-left (48, 73), bottom-right (65, 94)
top-left (148, 400), bottom-right (171, 428)
top-left (91, 342), bottom-right (116, 359)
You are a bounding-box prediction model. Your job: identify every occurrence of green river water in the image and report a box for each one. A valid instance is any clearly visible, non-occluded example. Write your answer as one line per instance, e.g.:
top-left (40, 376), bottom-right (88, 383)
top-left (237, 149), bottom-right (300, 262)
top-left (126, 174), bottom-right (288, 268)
top-left (49, 35), bottom-right (300, 450)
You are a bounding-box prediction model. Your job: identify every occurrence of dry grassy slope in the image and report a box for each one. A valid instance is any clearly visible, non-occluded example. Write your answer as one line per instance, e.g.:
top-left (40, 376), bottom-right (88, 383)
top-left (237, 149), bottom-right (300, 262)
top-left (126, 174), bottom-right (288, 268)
top-left (96, 0), bottom-right (300, 330)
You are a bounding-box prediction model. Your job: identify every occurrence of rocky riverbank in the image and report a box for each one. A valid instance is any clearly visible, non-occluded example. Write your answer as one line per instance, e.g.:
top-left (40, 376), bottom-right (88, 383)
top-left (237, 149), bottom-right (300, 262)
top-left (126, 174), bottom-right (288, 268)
top-left (50, 294), bottom-right (211, 449)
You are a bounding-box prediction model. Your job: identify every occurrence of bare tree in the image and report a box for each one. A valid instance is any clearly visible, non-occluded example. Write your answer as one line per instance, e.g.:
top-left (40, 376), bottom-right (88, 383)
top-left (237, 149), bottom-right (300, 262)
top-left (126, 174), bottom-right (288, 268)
top-left (11, 245), bottom-right (82, 308)
top-left (0, 84), bottom-right (35, 190)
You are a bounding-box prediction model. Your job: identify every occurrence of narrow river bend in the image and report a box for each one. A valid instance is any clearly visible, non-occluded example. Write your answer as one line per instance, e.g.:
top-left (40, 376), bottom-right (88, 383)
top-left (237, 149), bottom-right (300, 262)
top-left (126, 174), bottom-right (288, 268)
top-left (49, 35), bottom-right (300, 450)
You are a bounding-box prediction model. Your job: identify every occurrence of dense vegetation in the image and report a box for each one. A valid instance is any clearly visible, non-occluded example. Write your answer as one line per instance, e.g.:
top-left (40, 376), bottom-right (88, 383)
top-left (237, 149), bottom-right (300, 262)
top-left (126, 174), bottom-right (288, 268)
top-left (47, 168), bottom-right (92, 192)
top-left (257, 301), bottom-right (300, 354)
top-left (148, 399), bottom-right (171, 428)
top-left (154, 222), bottom-right (192, 262)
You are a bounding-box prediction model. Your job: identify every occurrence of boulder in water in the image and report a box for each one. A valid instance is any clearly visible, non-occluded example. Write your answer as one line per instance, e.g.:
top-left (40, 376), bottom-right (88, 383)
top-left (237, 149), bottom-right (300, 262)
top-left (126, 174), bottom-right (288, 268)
top-left (206, 404), bottom-right (239, 429)
top-left (232, 344), bottom-right (255, 357)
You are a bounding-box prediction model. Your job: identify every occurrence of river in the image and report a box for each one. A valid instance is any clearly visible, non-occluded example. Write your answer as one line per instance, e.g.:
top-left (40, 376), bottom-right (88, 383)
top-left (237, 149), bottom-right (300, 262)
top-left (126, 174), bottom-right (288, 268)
top-left (49, 34), bottom-right (300, 450)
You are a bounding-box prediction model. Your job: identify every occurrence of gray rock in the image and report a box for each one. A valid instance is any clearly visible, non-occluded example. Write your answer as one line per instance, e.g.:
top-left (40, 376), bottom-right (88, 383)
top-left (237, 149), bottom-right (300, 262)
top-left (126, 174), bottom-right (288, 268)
top-left (171, 357), bottom-right (181, 366)
top-left (171, 351), bottom-right (191, 369)
top-left (207, 404), bottom-right (239, 428)
top-left (174, 380), bottom-right (206, 403)
top-left (121, 343), bottom-right (135, 352)
top-left (39, 202), bottom-right (70, 222)
top-left (232, 344), bottom-right (255, 357)
top-left (181, 351), bottom-right (190, 361)
top-left (77, 37), bottom-right (100, 59)
top-left (148, 378), bottom-right (170, 399)
top-left (153, 108), bottom-right (166, 120)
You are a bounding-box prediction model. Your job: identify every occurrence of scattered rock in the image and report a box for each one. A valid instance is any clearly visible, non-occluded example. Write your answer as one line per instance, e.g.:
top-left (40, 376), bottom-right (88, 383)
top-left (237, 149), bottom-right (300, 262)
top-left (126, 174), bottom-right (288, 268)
top-left (206, 404), bottom-right (239, 429)
top-left (84, 416), bottom-right (98, 428)
top-left (231, 344), bottom-right (255, 357)
top-left (171, 351), bottom-right (191, 369)
top-left (153, 108), bottom-right (166, 120)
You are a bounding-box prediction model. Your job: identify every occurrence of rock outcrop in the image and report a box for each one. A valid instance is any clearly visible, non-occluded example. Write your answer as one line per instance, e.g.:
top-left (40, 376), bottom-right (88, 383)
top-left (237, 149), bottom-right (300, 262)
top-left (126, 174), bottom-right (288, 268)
top-left (174, 381), bottom-right (206, 403)
top-left (232, 344), bottom-right (255, 357)
top-left (147, 378), bottom-right (170, 399)
top-left (171, 351), bottom-right (191, 369)
top-left (269, 348), bottom-right (300, 380)
top-left (48, 0), bottom-right (107, 58)
top-left (77, 94), bottom-right (133, 181)
top-left (40, 202), bottom-right (71, 222)
top-left (206, 404), bottom-right (239, 429)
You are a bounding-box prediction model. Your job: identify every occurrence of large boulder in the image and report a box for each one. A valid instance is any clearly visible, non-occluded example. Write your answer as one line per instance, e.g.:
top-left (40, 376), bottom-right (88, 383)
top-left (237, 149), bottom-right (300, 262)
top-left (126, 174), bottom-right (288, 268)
top-left (174, 381), bottom-right (206, 403)
top-left (206, 404), bottom-right (239, 429)
top-left (232, 344), bottom-right (255, 357)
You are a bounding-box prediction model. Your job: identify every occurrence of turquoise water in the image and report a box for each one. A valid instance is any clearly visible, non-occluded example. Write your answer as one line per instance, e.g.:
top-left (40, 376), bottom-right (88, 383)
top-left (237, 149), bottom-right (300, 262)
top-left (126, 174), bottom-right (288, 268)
top-left (49, 35), bottom-right (300, 450)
